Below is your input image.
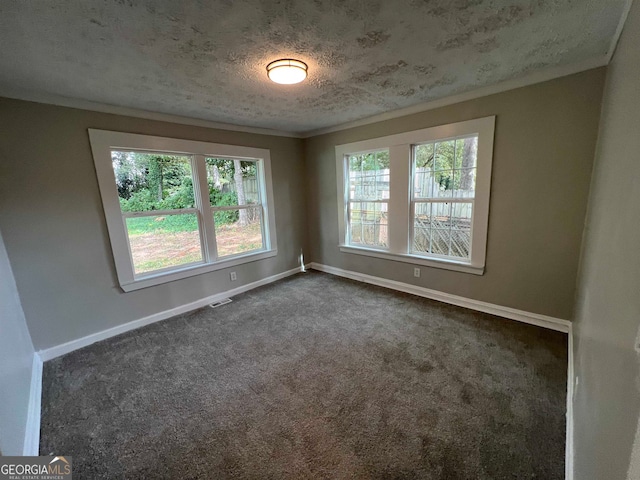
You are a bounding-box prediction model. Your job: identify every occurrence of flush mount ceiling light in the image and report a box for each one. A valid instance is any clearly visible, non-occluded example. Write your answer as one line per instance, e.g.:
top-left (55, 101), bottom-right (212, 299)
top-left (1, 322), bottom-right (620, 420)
top-left (266, 59), bottom-right (308, 85)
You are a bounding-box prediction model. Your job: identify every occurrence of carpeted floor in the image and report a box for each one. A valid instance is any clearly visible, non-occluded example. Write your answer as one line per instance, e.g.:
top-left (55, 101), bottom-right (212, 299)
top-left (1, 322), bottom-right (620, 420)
top-left (40, 271), bottom-right (567, 479)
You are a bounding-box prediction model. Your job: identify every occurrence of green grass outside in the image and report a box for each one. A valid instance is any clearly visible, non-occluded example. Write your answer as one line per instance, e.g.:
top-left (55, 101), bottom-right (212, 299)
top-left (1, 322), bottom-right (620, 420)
top-left (126, 213), bottom-right (240, 236)
top-left (126, 215), bottom-right (198, 236)
top-left (126, 214), bottom-right (263, 275)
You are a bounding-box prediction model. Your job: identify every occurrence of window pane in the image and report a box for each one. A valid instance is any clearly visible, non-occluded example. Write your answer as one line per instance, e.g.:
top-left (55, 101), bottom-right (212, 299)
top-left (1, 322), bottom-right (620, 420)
top-left (214, 207), bottom-right (264, 257)
top-left (414, 143), bottom-right (434, 169)
top-left (450, 229), bottom-right (471, 258)
top-left (414, 143), bottom-right (434, 198)
top-left (454, 168), bottom-right (477, 198)
top-left (434, 139), bottom-right (455, 171)
top-left (348, 150), bottom-right (390, 201)
top-left (413, 202), bottom-right (432, 253)
top-left (432, 170), bottom-right (454, 198)
top-left (112, 151), bottom-right (194, 212)
top-left (415, 138), bottom-right (477, 200)
top-left (451, 203), bottom-right (473, 230)
top-left (348, 201), bottom-right (388, 248)
top-left (413, 165), bottom-right (434, 198)
top-left (125, 214), bottom-right (202, 275)
top-left (430, 229), bottom-right (450, 256)
top-left (454, 136), bottom-right (478, 169)
top-left (430, 202), bottom-right (453, 228)
top-left (205, 158), bottom-right (260, 207)
top-left (412, 202), bottom-right (472, 259)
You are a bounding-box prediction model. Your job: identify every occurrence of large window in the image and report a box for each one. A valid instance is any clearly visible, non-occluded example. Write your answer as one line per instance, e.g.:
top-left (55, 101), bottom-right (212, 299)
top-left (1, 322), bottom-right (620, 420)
top-left (412, 136), bottom-right (477, 260)
top-left (347, 150), bottom-right (390, 249)
top-left (336, 116), bottom-right (495, 275)
top-left (90, 130), bottom-right (277, 291)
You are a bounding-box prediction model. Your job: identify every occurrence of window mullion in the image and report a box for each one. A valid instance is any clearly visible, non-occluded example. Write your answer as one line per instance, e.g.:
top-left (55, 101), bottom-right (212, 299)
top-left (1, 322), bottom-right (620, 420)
top-left (387, 144), bottom-right (411, 254)
top-left (334, 115), bottom-right (494, 272)
top-left (192, 154), bottom-right (218, 262)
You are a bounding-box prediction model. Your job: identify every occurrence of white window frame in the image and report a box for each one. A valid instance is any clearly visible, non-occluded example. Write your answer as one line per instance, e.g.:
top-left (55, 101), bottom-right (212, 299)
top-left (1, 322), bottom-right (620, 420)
top-left (89, 129), bottom-right (278, 292)
top-left (344, 148), bottom-right (391, 251)
top-left (336, 116), bottom-right (495, 275)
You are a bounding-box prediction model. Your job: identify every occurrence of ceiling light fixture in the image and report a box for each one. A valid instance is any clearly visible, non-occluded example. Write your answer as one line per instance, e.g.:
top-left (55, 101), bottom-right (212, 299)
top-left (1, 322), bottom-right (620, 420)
top-left (266, 59), bottom-right (308, 85)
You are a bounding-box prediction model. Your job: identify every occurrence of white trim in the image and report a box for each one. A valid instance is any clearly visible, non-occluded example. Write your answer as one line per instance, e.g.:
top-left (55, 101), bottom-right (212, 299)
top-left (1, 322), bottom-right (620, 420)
top-left (338, 246), bottom-right (484, 275)
top-left (120, 250), bottom-right (278, 292)
top-left (335, 116), bottom-right (495, 274)
top-left (304, 57), bottom-right (608, 137)
top-left (0, 86), bottom-right (302, 138)
top-left (334, 117), bottom-right (495, 155)
top-left (38, 266), bottom-right (303, 361)
top-left (566, 324), bottom-right (575, 480)
top-left (309, 263), bottom-right (570, 333)
top-left (23, 352), bottom-right (43, 456)
top-left (388, 144), bottom-right (411, 254)
top-left (88, 129), bottom-right (278, 291)
top-left (607, 0), bottom-right (635, 64)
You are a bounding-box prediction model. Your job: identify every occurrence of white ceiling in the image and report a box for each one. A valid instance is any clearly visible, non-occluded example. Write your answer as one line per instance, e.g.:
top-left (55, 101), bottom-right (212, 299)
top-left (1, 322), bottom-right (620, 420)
top-left (0, 0), bottom-right (629, 134)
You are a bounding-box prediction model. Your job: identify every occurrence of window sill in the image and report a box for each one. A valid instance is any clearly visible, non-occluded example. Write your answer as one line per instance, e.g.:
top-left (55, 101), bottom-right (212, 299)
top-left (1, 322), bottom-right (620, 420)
top-left (339, 245), bottom-right (484, 275)
top-left (119, 249), bottom-right (278, 292)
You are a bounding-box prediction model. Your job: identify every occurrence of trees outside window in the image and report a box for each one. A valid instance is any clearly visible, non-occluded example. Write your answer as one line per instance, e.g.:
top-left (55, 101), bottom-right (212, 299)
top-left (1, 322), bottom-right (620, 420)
top-left (90, 130), bottom-right (277, 291)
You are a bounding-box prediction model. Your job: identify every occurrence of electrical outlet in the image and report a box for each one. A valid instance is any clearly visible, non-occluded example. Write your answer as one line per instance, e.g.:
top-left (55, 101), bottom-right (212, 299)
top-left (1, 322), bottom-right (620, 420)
top-left (230, 271), bottom-right (237, 281)
top-left (414, 267), bottom-right (421, 278)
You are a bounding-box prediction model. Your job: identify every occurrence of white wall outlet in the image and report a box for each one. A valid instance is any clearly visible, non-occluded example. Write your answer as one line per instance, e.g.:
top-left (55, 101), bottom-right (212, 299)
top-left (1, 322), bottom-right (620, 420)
top-left (230, 271), bottom-right (237, 281)
top-left (414, 267), bottom-right (421, 278)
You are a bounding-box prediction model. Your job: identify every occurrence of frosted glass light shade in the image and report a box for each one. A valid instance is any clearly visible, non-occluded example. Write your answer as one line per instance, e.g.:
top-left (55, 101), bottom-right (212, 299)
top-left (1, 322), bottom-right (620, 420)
top-left (266, 59), bottom-right (308, 85)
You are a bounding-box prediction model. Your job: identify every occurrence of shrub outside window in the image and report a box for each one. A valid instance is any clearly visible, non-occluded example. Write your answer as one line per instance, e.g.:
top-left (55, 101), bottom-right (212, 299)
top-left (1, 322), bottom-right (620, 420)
top-left (90, 130), bottom-right (277, 291)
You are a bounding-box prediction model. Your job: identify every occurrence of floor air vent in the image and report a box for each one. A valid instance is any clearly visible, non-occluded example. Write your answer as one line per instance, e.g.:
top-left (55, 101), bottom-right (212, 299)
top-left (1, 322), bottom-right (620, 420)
top-left (209, 298), bottom-right (232, 309)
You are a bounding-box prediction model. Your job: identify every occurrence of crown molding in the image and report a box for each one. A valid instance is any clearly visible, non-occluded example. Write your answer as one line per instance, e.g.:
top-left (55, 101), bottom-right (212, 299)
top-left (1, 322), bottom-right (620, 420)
top-left (606, 0), bottom-right (635, 64)
top-left (301, 55), bottom-right (609, 138)
top-left (1, 54), bottom-right (609, 140)
top-left (0, 86), bottom-right (304, 139)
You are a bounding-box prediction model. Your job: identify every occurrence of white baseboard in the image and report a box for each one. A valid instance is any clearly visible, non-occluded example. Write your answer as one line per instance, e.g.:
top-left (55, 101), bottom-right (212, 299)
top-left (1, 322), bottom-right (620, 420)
top-left (566, 325), bottom-right (575, 480)
top-left (23, 352), bottom-right (43, 456)
top-left (29, 262), bottom-right (572, 470)
top-left (38, 266), bottom-right (304, 362)
top-left (309, 263), bottom-right (571, 333)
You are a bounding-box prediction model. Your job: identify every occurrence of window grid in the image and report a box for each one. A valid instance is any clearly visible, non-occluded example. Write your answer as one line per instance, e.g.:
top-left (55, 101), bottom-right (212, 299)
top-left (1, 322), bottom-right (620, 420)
top-left (346, 150), bottom-right (390, 249)
top-left (335, 116), bottom-right (494, 275)
top-left (411, 135), bottom-right (478, 260)
top-left (347, 200), bottom-right (388, 248)
top-left (412, 200), bottom-right (474, 258)
top-left (89, 129), bottom-right (278, 291)
top-left (112, 150), bottom-right (269, 277)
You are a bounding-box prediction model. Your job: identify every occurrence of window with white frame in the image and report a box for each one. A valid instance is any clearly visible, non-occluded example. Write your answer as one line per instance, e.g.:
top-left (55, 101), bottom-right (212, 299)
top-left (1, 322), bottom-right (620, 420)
top-left (336, 116), bottom-right (494, 275)
top-left (89, 130), bottom-right (277, 291)
top-left (346, 149), bottom-right (390, 249)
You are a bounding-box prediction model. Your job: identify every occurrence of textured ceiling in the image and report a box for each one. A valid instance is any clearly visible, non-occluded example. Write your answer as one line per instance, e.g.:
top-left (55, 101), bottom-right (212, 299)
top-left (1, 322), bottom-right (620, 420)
top-left (0, 0), bottom-right (628, 134)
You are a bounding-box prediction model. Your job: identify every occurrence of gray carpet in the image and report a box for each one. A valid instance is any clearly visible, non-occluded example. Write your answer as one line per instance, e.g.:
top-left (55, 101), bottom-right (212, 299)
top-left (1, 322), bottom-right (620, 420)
top-left (40, 270), bottom-right (567, 479)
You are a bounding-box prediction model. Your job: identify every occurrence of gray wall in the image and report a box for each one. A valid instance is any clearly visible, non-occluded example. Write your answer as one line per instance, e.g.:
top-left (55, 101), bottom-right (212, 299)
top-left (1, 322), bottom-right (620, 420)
top-left (0, 98), bottom-right (307, 350)
top-left (572, 1), bottom-right (640, 478)
top-left (305, 69), bottom-right (606, 320)
top-left (0, 228), bottom-right (35, 455)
